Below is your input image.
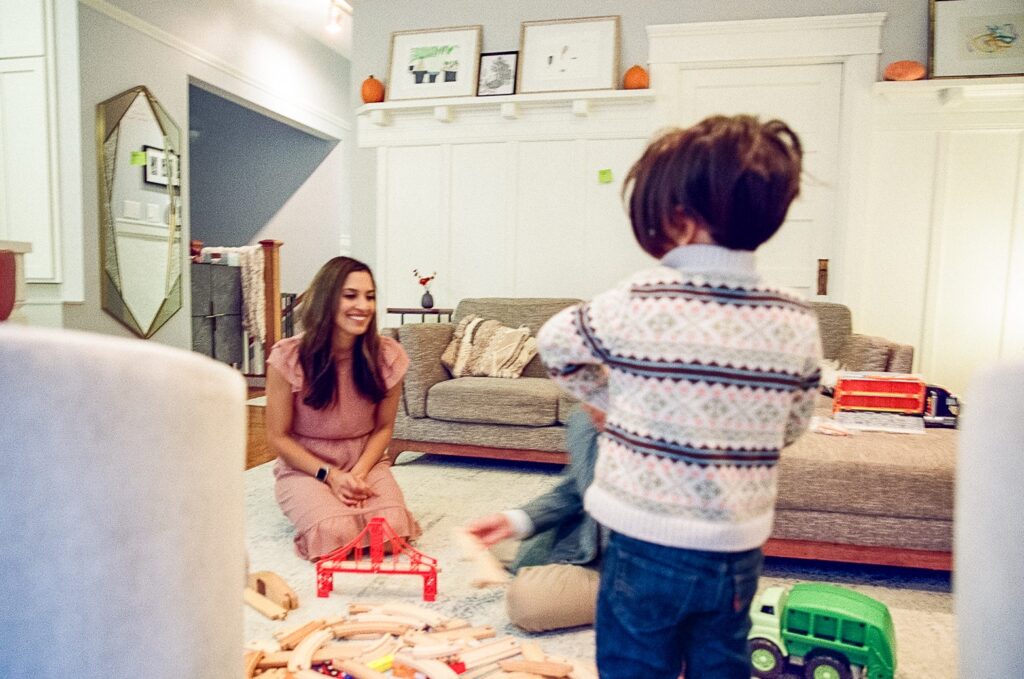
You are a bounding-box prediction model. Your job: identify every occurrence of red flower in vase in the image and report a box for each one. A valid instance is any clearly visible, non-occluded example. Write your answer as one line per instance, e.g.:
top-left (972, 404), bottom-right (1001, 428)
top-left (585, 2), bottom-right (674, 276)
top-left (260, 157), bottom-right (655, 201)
top-left (412, 269), bottom-right (436, 292)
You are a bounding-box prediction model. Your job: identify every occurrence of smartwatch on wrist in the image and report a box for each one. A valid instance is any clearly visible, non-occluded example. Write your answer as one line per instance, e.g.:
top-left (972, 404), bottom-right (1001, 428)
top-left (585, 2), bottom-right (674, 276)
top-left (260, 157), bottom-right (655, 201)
top-left (315, 466), bottom-right (331, 483)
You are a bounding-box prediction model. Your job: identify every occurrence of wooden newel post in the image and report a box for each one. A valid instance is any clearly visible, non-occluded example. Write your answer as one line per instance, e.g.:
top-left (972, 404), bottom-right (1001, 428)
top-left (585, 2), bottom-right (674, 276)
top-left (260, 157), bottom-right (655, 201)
top-left (260, 239), bottom-right (282, 350)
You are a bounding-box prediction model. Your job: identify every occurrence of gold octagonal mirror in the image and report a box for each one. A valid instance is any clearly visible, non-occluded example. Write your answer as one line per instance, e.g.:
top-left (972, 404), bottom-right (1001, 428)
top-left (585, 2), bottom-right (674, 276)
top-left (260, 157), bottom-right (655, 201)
top-left (97, 86), bottom-right (183, 338)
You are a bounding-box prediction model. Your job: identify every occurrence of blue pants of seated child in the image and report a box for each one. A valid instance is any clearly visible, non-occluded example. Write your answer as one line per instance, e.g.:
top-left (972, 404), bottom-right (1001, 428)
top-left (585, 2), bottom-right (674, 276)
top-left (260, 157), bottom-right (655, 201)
top-left (596, 532), bottom-right (763, 679)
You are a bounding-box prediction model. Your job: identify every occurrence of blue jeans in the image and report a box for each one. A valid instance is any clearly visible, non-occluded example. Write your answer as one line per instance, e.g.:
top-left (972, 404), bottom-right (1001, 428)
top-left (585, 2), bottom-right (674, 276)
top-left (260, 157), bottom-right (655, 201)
top-left (595, 532), bottom-right (763, 679)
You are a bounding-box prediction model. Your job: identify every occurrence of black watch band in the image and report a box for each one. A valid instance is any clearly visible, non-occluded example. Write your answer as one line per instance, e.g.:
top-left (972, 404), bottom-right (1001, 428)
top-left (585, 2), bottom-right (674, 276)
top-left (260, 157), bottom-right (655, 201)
top-left (315, 466), bottom-right (330, 483)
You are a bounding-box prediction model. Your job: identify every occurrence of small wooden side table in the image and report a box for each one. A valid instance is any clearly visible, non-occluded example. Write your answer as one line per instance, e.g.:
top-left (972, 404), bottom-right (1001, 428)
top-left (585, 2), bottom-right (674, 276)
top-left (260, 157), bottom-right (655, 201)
top-left (387, 307), bottom-right (454, 324)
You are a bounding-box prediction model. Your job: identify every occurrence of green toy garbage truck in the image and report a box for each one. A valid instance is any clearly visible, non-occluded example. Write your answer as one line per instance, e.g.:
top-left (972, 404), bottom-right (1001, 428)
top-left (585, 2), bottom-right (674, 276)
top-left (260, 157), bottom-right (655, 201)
top-left (748, 583), bottom-right (896, 679)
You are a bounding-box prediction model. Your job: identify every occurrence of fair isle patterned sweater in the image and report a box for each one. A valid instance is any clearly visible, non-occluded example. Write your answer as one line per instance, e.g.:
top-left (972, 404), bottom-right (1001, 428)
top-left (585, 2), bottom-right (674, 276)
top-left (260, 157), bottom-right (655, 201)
top-left (537, 245), bottom-right (822, 552)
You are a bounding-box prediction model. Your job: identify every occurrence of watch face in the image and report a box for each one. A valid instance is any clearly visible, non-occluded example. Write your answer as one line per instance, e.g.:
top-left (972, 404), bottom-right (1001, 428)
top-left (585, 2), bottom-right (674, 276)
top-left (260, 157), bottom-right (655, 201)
top-left (316, 467), bottom-right (328, 482)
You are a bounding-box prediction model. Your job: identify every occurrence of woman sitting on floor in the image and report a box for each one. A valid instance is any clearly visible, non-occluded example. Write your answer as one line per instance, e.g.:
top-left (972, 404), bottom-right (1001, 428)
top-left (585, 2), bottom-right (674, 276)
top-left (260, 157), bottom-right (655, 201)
top-left (266, 256), bottom-right (419, 560)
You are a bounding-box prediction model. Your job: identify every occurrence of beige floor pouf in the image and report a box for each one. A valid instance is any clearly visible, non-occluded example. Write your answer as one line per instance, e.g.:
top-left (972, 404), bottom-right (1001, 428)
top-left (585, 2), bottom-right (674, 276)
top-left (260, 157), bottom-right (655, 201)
top-left (0, 325), bottom-right (247, 677)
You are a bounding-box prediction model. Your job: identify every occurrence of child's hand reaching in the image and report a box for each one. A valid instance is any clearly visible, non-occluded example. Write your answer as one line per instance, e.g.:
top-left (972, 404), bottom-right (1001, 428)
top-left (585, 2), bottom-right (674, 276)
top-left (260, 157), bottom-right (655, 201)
top-left (465, 513), bottom-right (514, 547)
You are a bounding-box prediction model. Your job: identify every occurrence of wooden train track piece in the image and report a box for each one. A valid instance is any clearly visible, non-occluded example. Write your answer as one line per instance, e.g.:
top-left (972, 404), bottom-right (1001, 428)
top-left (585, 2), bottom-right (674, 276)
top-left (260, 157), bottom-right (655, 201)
top-left (392, 652), bottom-right (460, 679)
top-left (247, 570), bottom-right (299, 610)
top-left (257, 642), bottom-right (368, 670)
top-left (498, 659), bottom-right (573, 677)
top-left (459, 662), bottom-right (502, 679)
top-left (274, 619), bottom-right (326, 651)
top-left (407, 625), bottom-right (496, 644)
top-left (380, 602), bottom-right (448, 628)
top-left (453, 528), bottom-right (511, 587)
top-left (337, 659), bottom-right (391, 679)
top-left (331, 620), bottom-right (413, 638)
top-left (458, 637), bottom-right (522, 669)
top-left (243, 650), bottom-right (263, 679)
top-left (287, 628), bottom-right (335, 672)
top-left (348, 612), bottom-right (428, 629)
top-left (244, 587), bottom-right (288, 620)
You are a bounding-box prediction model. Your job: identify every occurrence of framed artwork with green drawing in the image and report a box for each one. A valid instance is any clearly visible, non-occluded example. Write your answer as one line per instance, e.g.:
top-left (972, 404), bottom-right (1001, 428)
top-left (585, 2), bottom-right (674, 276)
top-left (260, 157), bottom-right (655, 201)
top-left (386, 25), bottom-right (482, 100)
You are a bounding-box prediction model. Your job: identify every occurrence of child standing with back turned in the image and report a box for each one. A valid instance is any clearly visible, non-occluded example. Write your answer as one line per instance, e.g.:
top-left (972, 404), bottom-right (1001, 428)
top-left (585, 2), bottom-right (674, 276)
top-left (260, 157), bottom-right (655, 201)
top-left (537, 115), bottom-right (822, 678)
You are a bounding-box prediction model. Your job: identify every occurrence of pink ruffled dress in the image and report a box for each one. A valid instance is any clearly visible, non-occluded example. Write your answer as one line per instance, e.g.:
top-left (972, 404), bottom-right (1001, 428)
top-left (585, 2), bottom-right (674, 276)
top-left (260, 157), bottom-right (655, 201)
top-left (266, 334), bottom-right (421, 560)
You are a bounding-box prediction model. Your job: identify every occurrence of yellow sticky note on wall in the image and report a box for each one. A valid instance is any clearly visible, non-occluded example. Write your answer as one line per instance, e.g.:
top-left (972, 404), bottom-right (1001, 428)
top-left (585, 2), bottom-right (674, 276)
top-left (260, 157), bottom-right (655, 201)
top-left (130, 150), bottom-right (147, 166)
top-left (598, 169), bottom-right (613, 184)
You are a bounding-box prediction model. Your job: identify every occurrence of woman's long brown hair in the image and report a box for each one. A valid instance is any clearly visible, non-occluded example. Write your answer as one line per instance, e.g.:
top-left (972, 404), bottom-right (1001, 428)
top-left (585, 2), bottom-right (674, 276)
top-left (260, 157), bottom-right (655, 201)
top-left (298, 257), bottom-right (387, 409)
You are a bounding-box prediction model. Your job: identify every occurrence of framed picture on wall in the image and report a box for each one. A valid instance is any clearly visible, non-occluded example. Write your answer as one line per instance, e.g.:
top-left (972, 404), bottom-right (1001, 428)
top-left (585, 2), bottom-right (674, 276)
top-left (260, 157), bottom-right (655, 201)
top-left (386, 25), bottom-right (482, 100)
top-left (929, 0), bottom-right (1024, 77)
top-left (518, 16), bottom-right (620, 93)
top-left (477, 51), bottom-right (519, 96)
top-left (142, 145), bottom-right (180, 188)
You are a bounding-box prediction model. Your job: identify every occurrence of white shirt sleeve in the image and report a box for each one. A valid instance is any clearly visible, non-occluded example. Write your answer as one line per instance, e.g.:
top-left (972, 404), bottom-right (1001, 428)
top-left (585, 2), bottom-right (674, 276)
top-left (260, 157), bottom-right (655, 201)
top-left (501, 509), bottom-right (535, 540)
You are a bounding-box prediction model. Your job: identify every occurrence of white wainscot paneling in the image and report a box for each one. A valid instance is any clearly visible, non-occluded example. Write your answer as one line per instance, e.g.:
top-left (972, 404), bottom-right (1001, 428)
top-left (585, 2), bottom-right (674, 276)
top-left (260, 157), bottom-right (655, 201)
top-left (0, 57), bottom-right (55, 281)
top-left (582, 137), bottom-right (653, 295)
top-left (381, 145), bottom-right (445, 314)
top-left (449, 143), bottom-right (514, 301)
top-left (514, 140), bottom-right (587, 298)
top-left (362, 91), bottom-right (657, 311)
top-left (856, 130), bottom-right (938, 350)
top-left (921, 130), bottom-right (1023, 394)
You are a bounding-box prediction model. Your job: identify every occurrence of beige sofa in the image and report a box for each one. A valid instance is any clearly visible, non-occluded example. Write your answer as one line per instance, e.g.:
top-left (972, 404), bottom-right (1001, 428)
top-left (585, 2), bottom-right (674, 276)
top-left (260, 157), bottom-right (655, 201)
top-left (387, 297), bottom-right (953, 569)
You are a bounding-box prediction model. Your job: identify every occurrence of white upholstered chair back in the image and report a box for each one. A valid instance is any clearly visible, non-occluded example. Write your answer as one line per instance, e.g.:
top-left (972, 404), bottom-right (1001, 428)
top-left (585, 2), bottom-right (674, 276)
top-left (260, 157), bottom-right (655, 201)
top-left (956, 360), bottom-right (1024, 676)
top-left (0, 325), bottom-right (247, 677)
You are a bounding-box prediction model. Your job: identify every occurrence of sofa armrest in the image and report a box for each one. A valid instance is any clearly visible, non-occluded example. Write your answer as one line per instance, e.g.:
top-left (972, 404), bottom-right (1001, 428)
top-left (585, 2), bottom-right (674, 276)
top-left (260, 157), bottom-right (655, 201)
top-left (380, 326), bottom-right (399, 341)
top-left (397, 323), bottom-right (454, 417)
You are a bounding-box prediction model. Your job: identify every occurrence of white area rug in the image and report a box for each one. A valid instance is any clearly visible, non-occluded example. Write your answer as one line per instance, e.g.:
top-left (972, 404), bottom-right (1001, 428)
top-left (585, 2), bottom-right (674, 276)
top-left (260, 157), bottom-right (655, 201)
top-left (245, 453), bottom-right (956, 677)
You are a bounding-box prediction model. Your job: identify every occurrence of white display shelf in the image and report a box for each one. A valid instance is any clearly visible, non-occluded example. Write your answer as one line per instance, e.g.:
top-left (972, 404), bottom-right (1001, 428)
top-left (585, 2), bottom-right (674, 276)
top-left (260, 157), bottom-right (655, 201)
top-left (356, 89), bottom-right (655, 125)
top-left (873, 76), bottom-right (1024, 108)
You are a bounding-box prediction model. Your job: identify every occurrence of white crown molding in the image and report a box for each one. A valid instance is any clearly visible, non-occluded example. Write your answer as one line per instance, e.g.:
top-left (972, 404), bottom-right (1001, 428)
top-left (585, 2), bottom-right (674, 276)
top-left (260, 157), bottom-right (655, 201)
top-left (647, 13), bottom-right (886, 64)
top-left (78, 0), bottom-right (351, 136)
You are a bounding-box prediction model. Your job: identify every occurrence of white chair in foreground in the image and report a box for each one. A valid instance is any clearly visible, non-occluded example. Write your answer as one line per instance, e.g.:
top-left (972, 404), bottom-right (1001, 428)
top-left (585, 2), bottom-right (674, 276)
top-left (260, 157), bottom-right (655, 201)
top-left (0, 325), bottom-right (246, 677)
top-left (956, 360), bottom-right (1024, 676)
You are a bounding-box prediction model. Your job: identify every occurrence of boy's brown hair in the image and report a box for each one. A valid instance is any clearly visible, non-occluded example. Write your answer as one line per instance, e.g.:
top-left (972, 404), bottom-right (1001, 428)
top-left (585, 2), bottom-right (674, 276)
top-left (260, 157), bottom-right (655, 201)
top-left (624, 115), bottom-right (803, 256)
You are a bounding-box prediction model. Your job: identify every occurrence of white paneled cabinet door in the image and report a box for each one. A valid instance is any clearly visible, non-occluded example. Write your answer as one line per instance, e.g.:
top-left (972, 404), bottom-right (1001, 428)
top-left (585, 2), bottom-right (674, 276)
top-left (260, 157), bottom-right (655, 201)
top-left (0, 57), bottom-right (55, 281)
top-left (675, 64), bottom-right (842, 298)
top-left (382, 145), bottom-right (446, 314)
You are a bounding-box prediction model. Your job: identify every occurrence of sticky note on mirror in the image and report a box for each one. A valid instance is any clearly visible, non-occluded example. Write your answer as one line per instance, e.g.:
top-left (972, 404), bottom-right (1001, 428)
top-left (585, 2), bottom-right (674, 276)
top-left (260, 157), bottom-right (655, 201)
top-left (130, 150), bottom-right (147, 166)
top-left (598, 169), bottom-right (613, 184)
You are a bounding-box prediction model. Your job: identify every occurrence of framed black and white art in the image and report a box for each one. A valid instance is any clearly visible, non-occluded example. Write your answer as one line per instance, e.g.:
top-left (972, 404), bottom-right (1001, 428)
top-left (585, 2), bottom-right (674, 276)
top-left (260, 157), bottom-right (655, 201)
top-left (477, 51), bottom-right (518, 96)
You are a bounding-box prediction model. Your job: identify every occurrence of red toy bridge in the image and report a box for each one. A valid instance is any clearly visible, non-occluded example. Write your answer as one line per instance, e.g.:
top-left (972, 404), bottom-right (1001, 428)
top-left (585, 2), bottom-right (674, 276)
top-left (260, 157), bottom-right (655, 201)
top-left (315, 517), bottom-right (439, 602)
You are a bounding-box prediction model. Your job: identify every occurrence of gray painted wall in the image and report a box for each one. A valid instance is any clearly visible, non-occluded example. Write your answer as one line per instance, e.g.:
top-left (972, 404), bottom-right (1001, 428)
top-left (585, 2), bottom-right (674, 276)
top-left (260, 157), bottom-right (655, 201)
top-left (188, 84), bottom-right (336, 251)
top-left (349, 0), bottom-right (928, 269)
top-left (68, 3), bottom-right (352, 349)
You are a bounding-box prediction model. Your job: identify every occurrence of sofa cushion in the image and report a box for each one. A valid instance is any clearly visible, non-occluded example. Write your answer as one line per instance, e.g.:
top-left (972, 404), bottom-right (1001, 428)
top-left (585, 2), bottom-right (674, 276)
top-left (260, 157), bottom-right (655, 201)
top-left (441, 314), bottom-right (537, 379)
top-left (454, 298), bottom-right (581, 378)
top-left (557, 392), bottom-right (580, 424)
top-left (839, 334), bottom-right (894, 372)
top-left (777, 397), bottom-right (956, 521)
top-left (426, 377), bottom-right (561, 427)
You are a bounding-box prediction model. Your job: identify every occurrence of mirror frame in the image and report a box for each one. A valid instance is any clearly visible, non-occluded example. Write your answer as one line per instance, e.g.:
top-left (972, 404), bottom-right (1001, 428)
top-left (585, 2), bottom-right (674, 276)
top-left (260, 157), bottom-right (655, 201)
top-left (96, 85), bottom-right (183, 338)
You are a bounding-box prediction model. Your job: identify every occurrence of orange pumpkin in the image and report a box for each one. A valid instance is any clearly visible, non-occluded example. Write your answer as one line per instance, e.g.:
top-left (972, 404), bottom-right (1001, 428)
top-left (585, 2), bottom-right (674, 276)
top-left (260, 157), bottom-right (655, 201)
top-left (623, 64), bottom-right (649, 90)
top-left (883, 60), bottom-right (926, 82)
top-left (361, 75), bottom-right (385, 103)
